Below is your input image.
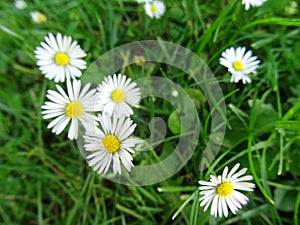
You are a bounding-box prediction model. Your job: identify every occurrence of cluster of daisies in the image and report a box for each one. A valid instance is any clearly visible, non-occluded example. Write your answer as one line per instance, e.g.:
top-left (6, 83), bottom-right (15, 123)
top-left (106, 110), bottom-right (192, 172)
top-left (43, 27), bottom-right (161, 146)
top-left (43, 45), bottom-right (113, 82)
top-left (35, 33), bottom-right (143, 175)
top-left (14, 0), bottom-right (47, 23)
top-left (31, 0), bottom-right (272, 219)
top-left (199, 0), bottom-right (267, 218)
top-left (135, 0), bottom-right (268, 20)
top-left (34, 32), bottom-right (256, 220)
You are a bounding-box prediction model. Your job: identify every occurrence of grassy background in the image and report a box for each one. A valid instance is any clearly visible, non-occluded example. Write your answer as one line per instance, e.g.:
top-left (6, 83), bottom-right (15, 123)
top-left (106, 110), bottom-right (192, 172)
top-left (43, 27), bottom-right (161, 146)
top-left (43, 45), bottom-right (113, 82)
top-left (1, 0), bottom-right (300, 224)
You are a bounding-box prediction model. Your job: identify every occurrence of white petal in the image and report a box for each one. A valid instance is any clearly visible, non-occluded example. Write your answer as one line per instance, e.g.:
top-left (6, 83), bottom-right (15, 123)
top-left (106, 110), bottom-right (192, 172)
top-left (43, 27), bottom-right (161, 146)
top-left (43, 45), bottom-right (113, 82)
top-left (210, 195), bottom-right (219, 217)
top-left (112, 153), bottom-right (121, 175)
top-left (227, 163), bottom-right (240, 178)
top-left (68, 118), bottom-right (78, 140)
top-left (221, 197), bottom-right (228, 217)
top-left (52, 116), bottom-right (70, 135)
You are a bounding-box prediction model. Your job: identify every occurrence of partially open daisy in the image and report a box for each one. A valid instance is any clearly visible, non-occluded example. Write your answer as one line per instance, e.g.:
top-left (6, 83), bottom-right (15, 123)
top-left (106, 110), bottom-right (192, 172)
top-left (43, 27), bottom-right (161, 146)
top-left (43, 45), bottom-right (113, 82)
top-left (242, 0), bottom-right (267, 10)
top-left (14, 0), bottom-right (27, 9)
top-left (31, 11), bottom-right (47, 23)
top-left (84, 113), bottom-right (143, 175)
top-left (97, 74), bottom-right (141, 118)
top-left (198, 163), bottom-right (255, 218)
top-left (41, 79), bottom-right (99, 140)
top-left (219, 46), bottom-right (260, 84)
top-left (34, 33), bottom-right (87, 82)
top-left (144, 0), bottom-right (166, 19)
top-left (133, 55), bottom-right (146, 67)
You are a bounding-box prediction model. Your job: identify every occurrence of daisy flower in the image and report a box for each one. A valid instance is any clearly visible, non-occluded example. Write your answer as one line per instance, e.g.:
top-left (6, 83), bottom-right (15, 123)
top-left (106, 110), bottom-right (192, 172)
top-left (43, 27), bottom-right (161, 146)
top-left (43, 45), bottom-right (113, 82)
top-left (41, 79), bottom-right (99, 140)
top-left (133, 55), bottom-right (146, 67)
top-left (84, 113), bottom-right (143, 175)
top-left (219, 46), bottom-right (260, 84)
top-left (14, 0), bottom-right (27, 9)
top-left (31, 11), bottom-right (47, 23)
top-left (34, 33), bottom-right (87, 83)
top-left (144, 0), bottom-right (166, 19)
top-left (285, 1), bottom-right (298, 15)
top-left (242, 0), bottom-right (267, 10)
top-left (198, 163), bottom-right (255, 218)
top-left (97, 74), bottom-right (141, 118)
top-left (136, 0), bottom-right (152, 3)
top-left (171, 90), bottom-right (179, 98)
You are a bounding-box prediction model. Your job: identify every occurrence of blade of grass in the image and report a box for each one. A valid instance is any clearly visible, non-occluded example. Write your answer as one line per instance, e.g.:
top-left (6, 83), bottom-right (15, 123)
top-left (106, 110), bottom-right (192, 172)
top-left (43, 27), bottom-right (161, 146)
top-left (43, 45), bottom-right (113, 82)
top-left (242, 18), bottom-right (300, 30)
top-left (294, 192), bottom-right (300, 225)
top-left (196, 0), bottom-right (238, 54)
top-left (189, 189), bottom-right (200, 225)
top-left (157, 186), bottom-right (196, 193)
top-left (37, 181), bottom-right (44, 225)
top-left (172, 191), bottom-right (196, 220)
top-left (116, 203), bottom-right (145, 220)
top-left (248, 135), bottom-right (274, 204)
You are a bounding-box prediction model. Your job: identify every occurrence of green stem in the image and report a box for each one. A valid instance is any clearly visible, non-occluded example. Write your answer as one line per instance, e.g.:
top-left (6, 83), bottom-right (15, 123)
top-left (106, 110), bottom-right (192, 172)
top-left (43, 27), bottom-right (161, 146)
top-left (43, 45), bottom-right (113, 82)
top-left (294, 192), bottom-right (300, 225)
top-left (248, 135), bottom-right (274, 204)
top-left (274, 66), bottom-right (284, 175)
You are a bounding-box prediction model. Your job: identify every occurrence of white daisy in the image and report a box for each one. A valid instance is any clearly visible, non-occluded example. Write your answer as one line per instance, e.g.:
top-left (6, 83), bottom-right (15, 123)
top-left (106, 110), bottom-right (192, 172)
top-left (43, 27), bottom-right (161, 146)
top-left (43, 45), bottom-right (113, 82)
top-left (136, 0), bottom-right (152, 3)
top-left (97, 74), bottom-right (141, 118)
top-left (41, 79), bottom-right (99, 140)
top-left (144, 0), bottom-right (166, 19)
top-left (84, 113), bottom-right (143, 175)
top-left (171, 90), bottom-right (179, 97)
top-left (198, 163), bottom-right (255, 218)
top-left (242, 0), bottom-right (267, 10)
top-left (219, 46), bottom-right (260, 84)
top-left (34, 33), bottom-right (87, 83)
top-left (14, 0), bottom-right (27, 9)
top-left (31, 11), bottom-right (47, 23)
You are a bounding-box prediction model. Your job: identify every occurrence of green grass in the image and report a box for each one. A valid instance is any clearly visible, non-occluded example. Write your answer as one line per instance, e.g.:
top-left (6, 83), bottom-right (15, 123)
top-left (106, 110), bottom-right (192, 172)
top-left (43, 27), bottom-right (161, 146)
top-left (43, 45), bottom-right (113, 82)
top-left (1, 0), bottom-right (300, 224)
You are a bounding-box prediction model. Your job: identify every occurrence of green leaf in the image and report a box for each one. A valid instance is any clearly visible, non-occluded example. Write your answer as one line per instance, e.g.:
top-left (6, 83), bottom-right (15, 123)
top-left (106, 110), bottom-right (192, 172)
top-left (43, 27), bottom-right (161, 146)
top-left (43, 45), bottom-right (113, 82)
top-left (274, 188), bottom-right (298, 212)
top-left (220, 119), bottom-right (248, 148)
top-left (248, 99), bottom-right (279, 136)
top-left (222, 99), bottom-right (279, 148)
top-left (185, 88), bottom-right (206, 109)
top-left (167, 110), bottom-right (181, 134)
top-left (289, 150), bottom-right (300, 176)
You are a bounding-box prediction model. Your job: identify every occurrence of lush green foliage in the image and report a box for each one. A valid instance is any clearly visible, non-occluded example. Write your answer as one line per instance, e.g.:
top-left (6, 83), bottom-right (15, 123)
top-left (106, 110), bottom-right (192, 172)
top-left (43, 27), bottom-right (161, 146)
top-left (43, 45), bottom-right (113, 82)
top-left (1, 0), bottom-right (300, 224)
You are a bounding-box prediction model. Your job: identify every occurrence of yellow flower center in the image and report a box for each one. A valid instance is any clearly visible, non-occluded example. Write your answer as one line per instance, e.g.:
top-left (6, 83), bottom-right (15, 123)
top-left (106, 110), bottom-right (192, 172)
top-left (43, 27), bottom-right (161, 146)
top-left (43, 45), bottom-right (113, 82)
top-left (233, 60), bottom-right (244, 71)
top-left (66, 101), bottom-right (83, 118)
top-left (216, 181), bottom-right (233, 197)
top-left (151, 5), bottom-right (157, 13)
top-left (134, 55), bottom-right (145, 67)
top-left (111, 89), bottom-right (126, 103)
top-left (102, 135), bottom-right (121, 153)
top-left (37, 13), bottom-right (46, 23)
top-left (55, 52), bottom-right (70, 66)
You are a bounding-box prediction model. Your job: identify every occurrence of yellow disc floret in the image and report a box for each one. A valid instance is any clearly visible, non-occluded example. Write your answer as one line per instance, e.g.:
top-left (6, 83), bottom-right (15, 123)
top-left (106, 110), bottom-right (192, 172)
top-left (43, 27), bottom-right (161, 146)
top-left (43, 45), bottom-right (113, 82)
top-left (134, 55), bottom-right (146, 67)
top-left (111, 89), bottom-right (126, 103)
top-left (66, 101), bottom-right (83, 118)
top-left (151, 4), bottom-right (157, 13)
top-left (55, 52), bottom-right (70, 66)
top-left (102, 135), bottom-right (121, 153)
top-left (216, 181), bottom-right (233, 197)
top-left (233, 60), bottom-right (244, 71)
top-left (37, 13), bottom-right (47, 23)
